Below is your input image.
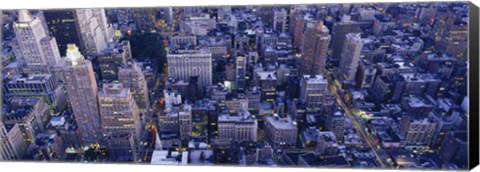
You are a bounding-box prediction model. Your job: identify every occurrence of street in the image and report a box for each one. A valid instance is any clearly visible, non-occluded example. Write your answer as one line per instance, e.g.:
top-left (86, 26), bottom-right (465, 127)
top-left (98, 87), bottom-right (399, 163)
top-left (328, 75), bottom-right (391, 168)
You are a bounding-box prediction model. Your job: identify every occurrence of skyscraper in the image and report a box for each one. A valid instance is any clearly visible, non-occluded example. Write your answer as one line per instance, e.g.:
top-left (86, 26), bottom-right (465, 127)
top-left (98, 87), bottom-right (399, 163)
top-left (12, 10), bottom-right (61, 73)
top-left (167, 49), bottom-right (213, 88)
top-left (98, 83), bottom-right (141, 160)
top-left (300, 21), bottom-right (330, 75)
top-left (61, 44), bottom-right (101, 145)
top-left (339, 33), bottom-right (365, 82)
top-left (331, 15), bottom-right (360, 64)
top-left (74, 9), bottom-right (113, 57)
top-left (118, 60), bottom-right (150, 113)
top-left (291, 13), bottom-right (309, 49)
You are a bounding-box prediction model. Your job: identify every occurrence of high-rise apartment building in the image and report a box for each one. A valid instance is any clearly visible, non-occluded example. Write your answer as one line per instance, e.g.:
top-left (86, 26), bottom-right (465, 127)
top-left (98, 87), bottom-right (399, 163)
top-left (300, 21), bottom-right (330, 75)
top-left (61, 44), bottom-right (102, 145)
top-left (339, 33), bottom-right (365, 82)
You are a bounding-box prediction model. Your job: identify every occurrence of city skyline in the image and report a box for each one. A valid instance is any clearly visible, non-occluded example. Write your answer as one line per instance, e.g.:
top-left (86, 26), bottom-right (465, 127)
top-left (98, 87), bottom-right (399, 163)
top-left (0, 2), bottom-right (473, 170)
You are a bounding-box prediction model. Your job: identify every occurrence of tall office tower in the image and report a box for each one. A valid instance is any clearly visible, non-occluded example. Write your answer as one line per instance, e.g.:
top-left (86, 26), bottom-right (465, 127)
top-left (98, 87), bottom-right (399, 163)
top-left (299, 75), bottom-right (328, 111)
top-left (339, 33), bottom-right (365, 82)
top-left (11, 10), bottom-right (62, 73)
top-left (98, 41), bottom-right (132, 81)
top-left (61, 44), bottom-right (101, 145)
top-left (0, 121), bottom-right (18, 160)
top-left (264, 116), bottom-right (298, 148)
top-left (75, 9), bottom-right (113, 57)
top-left (216, 110), bottom-right (257, 145)
top-left (273, 8), bottom-right (288, 33)
top-left (3, 73), bottom-right (68, 112)
top-left (118, 60), bottom-right (150, 113)
top-left (235, 56), bottom-right (247, 91)
top-left (300, 21), bottom-right (330, 75)
top-left (331, 15), bottom-right (360, 65)
top-left (43, 10), bottom-right (81, 56)
top-left (325, 111), bottom-right (346, 143)
top-left (167, 49), bottom-right (213, 89)
top-left (98, 83), bottom-right (141, 160)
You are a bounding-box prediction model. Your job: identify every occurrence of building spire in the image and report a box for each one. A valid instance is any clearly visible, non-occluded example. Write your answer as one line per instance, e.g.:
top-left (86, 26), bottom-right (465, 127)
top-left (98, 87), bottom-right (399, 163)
top-left (65, 44), bottom-right (85, 66)
top-left (18, 10), bottom-right (33, 23)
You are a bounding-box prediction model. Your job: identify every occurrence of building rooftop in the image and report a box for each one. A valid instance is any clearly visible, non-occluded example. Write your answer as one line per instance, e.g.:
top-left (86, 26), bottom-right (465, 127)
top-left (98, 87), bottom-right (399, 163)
top-left (256, 71), bottom-right (277, 80)
top-left (150, 150), bottom-right (188, 165)
top-left (218, 110), bottom-right (256, 124)
top-left (302, 75), bottom-right (327, 84)
top-left (4, 73), bottom-right (53, 84)
top-left (265, 115), bottom-right (297, 130)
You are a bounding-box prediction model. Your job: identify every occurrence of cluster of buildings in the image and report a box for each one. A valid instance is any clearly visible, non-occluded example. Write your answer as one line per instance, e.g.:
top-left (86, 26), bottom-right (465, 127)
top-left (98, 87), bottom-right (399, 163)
top-left (1, 9), bottom-right (148, 162)
top-left (0, 2), bottom-right (470, 170)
